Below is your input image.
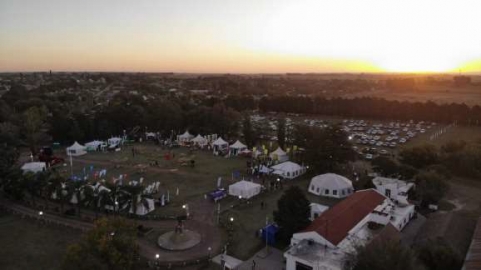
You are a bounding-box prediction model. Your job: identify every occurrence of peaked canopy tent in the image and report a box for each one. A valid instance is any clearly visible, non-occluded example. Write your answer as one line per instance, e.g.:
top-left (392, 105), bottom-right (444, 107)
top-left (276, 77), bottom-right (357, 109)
top-left (191, 134), bottom-right (208, 147)
top-left (229, 140), bottom-right (247, 156)
top-left (269, 147), bottom-right (289, 162)
top-left (228, 180), bottom-right (262, 199)
top-left (270, 161), bottom-right (305, 179)
top-left (308, 173), bottom-right (353, 198)
top-left (177, 130), bottom-right (194, 145)
top-left (21, 162), bottom-right (47, 174)
top-left (85, 140), bottom-right (106, 151)
top-left (212, 137), bottom-right (229, 154)
top-left (66, 141), bottom-right (87, 156)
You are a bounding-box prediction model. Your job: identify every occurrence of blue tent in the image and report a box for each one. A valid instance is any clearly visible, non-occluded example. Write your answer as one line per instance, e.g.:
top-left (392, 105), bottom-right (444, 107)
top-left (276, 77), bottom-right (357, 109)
top-left (261, 224), bottom-right (279, 245)
top-left (209, 189), bottom-right (227, 202)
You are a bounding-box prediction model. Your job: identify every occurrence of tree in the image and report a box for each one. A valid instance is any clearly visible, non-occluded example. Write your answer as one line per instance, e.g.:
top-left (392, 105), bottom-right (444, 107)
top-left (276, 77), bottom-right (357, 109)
top-left (242, 114), bottom-right (255, 148)
top-left (372, 156), bottom-right (399, 177)
top-left (277, 117), bottom-right (286, 149)
top-left (417, 239), bottom-right (462, 270)
top-left (294, 124), bottom-right (355, 173)
top-left (399, 144), bottom-right (438, 169)
top-left (22, 106), bottom-right (49, 154)
top-left (273, 186), bottom-right (311, 242)
top-left (345, 239), bottom-right (422, 270)
top-left (62, 217), bottom-right (139, 270)
top-left (416, 171), bottom-right (448, 207)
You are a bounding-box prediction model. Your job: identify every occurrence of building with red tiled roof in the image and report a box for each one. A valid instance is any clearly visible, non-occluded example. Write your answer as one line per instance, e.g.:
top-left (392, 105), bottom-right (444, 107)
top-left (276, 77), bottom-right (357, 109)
top-left (284, 189), bottom-right (415, 270)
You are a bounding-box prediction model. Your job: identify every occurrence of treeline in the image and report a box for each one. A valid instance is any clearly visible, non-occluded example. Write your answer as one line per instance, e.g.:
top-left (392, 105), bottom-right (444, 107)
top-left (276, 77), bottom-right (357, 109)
top-left (258, 96), bottom-right (481, 124)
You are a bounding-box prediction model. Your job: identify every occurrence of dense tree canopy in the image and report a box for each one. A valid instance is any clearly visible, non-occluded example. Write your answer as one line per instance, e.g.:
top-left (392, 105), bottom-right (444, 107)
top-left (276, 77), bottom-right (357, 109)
top-left (294, 124), bottom-right (355, 173)
top-left (63, 217), bottom-right (139, 270)
top-left (273, 186), bottom-right (311, 242)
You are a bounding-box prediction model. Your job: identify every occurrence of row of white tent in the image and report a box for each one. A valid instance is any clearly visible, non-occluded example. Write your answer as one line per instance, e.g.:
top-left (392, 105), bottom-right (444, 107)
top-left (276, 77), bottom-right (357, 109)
top-left (65, 137), bottom-right (124, 156)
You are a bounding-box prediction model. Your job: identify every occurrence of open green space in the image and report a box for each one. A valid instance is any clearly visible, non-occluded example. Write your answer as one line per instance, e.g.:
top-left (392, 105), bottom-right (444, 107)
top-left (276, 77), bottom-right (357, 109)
top-left (0, 211), bottom-right (81, 270)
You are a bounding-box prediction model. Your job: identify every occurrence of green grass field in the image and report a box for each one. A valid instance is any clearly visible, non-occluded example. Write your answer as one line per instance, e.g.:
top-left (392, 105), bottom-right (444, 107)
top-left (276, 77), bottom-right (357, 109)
top-left (0, 211), bottom-right (81, 270)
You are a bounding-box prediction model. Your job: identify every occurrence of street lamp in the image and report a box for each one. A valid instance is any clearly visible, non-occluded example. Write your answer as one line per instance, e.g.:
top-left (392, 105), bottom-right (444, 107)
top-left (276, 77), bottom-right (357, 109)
top-left (208, 247), bottom-right (212, 259)
top-left (155, 254), bottom-right (159, 266)
top-left (38, 211), bottom-right (43, 216)
top-left (230, 217), bottom-right (234, 222)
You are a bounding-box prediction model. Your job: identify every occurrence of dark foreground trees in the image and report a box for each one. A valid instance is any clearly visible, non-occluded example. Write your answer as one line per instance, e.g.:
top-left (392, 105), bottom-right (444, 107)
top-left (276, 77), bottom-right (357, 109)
top-left (345, 239), bottom-right (422, 270)
top-left (273, 186), bottom-right (311, 242)
top-left (63, 217), bottom-right (139, 270)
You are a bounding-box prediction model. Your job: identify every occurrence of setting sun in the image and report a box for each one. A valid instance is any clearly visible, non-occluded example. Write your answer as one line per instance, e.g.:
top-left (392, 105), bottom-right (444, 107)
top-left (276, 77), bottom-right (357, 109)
top-left (1, 0), bottom-right (480, 73)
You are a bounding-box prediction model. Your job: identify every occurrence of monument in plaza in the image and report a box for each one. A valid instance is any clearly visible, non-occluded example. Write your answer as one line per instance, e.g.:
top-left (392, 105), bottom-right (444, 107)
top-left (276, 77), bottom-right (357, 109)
top-left (157, 215), bottom-right (201, 251)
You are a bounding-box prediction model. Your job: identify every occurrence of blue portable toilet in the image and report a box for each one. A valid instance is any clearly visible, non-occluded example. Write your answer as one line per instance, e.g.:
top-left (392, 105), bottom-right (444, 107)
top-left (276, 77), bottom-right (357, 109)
top-left (261, 224), bottom-right (279, 245)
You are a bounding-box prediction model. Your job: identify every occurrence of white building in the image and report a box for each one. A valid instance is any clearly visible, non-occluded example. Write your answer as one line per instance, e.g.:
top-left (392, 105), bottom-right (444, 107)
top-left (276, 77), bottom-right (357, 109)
top-left (285, 189), bottom-right (416, 270)
top-left (310, 203), bottom-right (329, 221)
top-left (308, 173), bottom-right (353, 198)
top-left (372, 176), bottom-right (415, 206)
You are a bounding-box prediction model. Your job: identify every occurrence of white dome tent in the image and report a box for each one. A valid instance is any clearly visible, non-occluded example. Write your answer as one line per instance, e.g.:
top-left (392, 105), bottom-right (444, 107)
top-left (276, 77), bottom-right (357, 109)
top-left (21, 162), bottom-right (47, 174)
top-left (66, 141), bottom-right (87, 156)
top-left (212, 137), bottom-right (229, 154)
top-left (228, 180), bottom-right (261, 199)
top-left (229, 140), bottom-right (247, 156)
top-left (308, 173), bottom-right (353, 198)
top-left (270, 161), bottom-right (305, 179)
top-left (269, 147), bottom-right (289, 162)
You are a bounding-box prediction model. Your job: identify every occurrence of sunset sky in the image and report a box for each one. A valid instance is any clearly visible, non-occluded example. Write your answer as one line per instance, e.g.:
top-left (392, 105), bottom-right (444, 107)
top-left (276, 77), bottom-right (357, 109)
top-left (1, 0), bottom-right (480, 73)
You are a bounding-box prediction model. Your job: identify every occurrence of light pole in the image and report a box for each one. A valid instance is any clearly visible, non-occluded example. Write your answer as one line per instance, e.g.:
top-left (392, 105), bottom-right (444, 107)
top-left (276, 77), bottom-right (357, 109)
top-left (155, 254), bottom-right (159, 266)
top-left (208, 247), bottom-right (212, 260)
top-left (182, 204), bottom-right (189, 218)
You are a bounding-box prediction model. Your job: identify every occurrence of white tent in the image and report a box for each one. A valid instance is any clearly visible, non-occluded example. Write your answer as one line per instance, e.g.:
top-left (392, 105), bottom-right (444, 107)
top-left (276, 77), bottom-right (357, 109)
top-left (308, 173), bottom-right (353, 198)
top-left (21, 162), bottom-right (46, 174)
top-left (212, 137), bottom-right (229, 154)
top-left (108, 137), bottom-right (123, 147)
top-left (192, 134), bottom-right (208, 147)
top-left (66, 141), bottom-right (87, 156)
top-left (85, 140), bottom-right (106, 151)
top-left (129, 197), bottom-right (155, 215)
top-left (178, 130), bottom-right (194, 145)
top-left (310, 203), bottom-right (329, 221)
top-left (228, 180), bottom-right (261, 199)
top-left (269, 147), bottom-right (289, 162)
top-left (270, 161), bottom-right (305, 179)
top-left (145, 132), bottom-right (157, 140)
top-left (229, 140), bottom-right (247, 156)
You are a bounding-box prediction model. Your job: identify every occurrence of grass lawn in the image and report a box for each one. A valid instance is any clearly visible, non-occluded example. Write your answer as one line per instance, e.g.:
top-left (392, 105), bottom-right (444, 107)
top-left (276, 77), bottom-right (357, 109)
top-left (56, 144), bottom-right (247, 217)
top-left (0, 211), bottom-right (81, 270)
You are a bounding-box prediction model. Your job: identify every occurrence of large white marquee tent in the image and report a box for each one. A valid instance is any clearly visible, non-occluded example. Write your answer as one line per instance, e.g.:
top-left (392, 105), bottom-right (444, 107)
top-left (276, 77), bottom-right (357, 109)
top-left (271, 161), bottom-right (305, 179)
top-left (228, 180), bottom-right (262, 199)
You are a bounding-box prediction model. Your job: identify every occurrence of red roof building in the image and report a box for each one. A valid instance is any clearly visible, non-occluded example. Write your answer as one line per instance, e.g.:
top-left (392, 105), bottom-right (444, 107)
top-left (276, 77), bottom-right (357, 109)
top-left (303, 189), bottom-right (386, 245)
